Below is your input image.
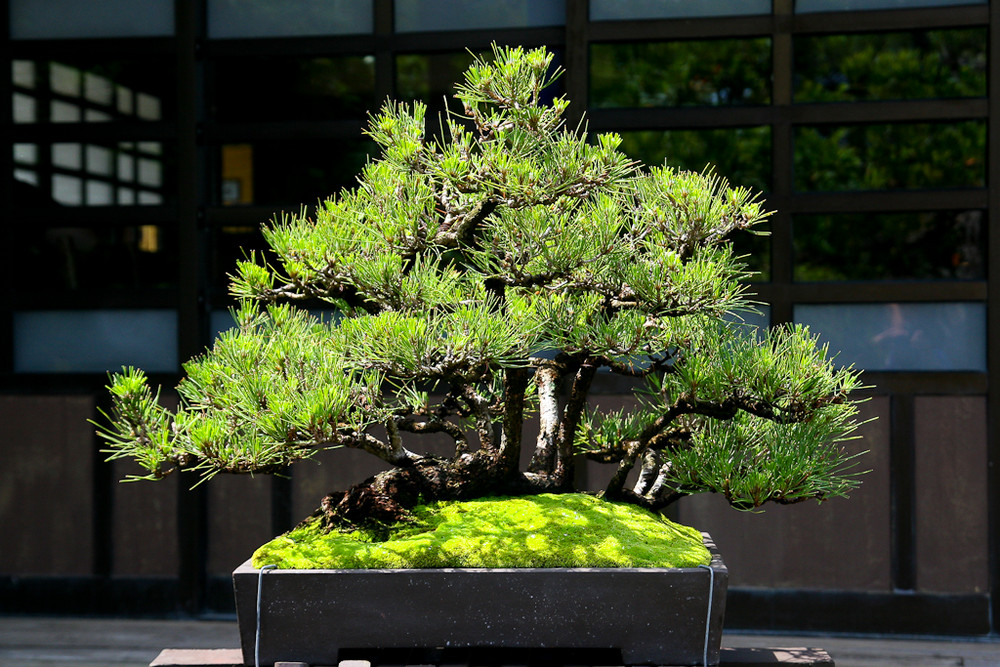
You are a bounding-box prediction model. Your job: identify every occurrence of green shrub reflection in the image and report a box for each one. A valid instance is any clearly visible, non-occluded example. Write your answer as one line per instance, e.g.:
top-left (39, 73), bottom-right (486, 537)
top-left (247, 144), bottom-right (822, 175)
top-left (794, 122), bottom-right (985, 192)
top-left (794, 211), bottom-right (985, 281)
top-left (591, 39), bottom-right (771, 108)
top-left (794, 29), bottom-right (986, 102)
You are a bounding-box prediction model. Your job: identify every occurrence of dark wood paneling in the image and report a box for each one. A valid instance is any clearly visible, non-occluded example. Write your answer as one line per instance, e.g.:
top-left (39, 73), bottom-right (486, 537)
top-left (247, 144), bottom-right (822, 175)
top-left (0, 395), bottom-right (95, 575)
top-left (915, 396), bottom-right (989, 593)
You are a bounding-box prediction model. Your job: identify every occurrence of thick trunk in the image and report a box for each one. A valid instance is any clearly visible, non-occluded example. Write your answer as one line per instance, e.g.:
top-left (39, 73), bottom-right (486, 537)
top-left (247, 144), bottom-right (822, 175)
top-left (316, 450), bottom-right (543, 531)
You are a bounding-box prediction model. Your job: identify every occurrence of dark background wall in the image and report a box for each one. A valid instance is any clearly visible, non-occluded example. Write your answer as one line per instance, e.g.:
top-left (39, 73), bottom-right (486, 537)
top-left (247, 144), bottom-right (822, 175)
top-left (1, 0), bottom-right (997, 635)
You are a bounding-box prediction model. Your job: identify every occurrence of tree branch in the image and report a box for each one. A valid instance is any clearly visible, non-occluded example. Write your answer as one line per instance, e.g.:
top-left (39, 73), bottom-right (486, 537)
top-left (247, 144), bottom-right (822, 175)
top-left (497, 366), bottom-right (530, 476)
top-left (396, 416), bottom-right (469, 457)
top-left (528, 363), bottom-right (561, 474)
top-left (553, 357), bottom-right (598, 486)
top-left (604, 440), bottom-right (643, 500)
top-left (460, 384), bottom-right (495, 451)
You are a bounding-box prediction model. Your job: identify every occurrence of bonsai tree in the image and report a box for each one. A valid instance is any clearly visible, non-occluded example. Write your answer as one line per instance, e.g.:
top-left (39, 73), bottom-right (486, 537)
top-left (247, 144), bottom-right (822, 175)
top-left (99, 45), bottom-right (863, 534)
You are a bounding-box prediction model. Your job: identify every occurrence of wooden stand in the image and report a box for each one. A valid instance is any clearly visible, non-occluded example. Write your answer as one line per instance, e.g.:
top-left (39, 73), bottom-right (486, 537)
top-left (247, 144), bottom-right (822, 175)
top-left (149, 646), bottom-right (835, 666)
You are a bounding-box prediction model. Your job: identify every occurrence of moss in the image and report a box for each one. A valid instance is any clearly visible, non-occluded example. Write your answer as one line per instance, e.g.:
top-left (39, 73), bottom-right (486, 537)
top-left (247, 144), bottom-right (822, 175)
top-left (252, 493), bottom-right (711, 569)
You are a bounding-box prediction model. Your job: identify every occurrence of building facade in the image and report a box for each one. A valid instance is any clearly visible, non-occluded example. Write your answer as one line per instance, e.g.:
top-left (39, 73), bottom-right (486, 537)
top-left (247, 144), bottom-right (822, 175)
top-left (1, 0), bottom-right (997, 635)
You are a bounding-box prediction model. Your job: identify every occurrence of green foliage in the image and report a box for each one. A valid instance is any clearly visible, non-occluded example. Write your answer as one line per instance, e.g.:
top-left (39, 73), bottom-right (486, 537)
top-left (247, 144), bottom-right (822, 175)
top-left (101, 43), bottom-right (866, 520)
top-left (252, 494), bottom-right (711, 569)
top-left (794, 29), bottom-right (986, 103)
top-left (590, 39), bottom-right (772, 108)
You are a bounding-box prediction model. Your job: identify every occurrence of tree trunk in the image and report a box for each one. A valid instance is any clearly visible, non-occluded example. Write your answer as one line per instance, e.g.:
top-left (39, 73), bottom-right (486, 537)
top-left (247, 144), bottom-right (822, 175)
top-left (316, 450), bottom-right (543, 531)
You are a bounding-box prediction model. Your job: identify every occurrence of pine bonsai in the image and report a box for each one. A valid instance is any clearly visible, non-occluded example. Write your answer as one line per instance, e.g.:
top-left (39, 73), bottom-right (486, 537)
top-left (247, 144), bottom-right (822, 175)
top-left (99, 45), bottom-right (864, 536)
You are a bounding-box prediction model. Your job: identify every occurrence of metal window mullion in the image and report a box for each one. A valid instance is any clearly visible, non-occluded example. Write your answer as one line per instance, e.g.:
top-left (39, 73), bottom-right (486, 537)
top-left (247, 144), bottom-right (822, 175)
top-left (175, 0), bottom-right (208, 616)
top-left (1, 0), bottom-right (15, 374)
top-left (985, 0), bottom-right (1000, 635)
top-left (771, 0), bottom-right (795, 327)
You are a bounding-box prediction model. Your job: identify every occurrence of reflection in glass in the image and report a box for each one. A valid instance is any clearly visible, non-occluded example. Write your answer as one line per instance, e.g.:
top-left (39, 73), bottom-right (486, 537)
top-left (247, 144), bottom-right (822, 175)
top-left (797, 0), bottom-right (985, 13)
top-left (208, 0), bottom-right (372, 38)
top-left (795, 303), bottom-right (985, 372)
top-left (12, 222), bottom-right (175, 292)
top-left (397, 52), bottom-right (477, 106)
top-left (793, 121), bottom-right (985, 192)
top-left (211, 226), bottom-right (266, 292)
top-left (12, 58), bottom-right (173, 124)
top-left (794, 29), bottom-right (986, 102)
top-left (592, 0), bottom-right (770, 19)
top-left (395, 0), bottom-right (564, 32)
top-left (212, 56), bottom-right (375, 122)
top-left (10, 0), bottom-right (174, 39)
top-left (618, 127), bottom-right (771, 193)
top-left (218, 139), bottom-right (375, 206)
top-left (591, 40), bottom-right (770, 108)
top-left (13, 310), bottom-right (178, 374)
top-left (794, 211), bottom-right (985, 281)
top-left (14, 141), bottom-right (168, 207)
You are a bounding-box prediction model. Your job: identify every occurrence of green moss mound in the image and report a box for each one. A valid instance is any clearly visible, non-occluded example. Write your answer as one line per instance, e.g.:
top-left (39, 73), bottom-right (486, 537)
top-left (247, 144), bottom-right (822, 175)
top-left (252, 493), bottom-right (710, 569)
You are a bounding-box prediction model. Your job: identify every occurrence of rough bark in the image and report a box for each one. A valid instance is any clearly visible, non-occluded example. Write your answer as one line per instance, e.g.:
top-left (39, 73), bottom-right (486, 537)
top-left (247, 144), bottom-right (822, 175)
top-left (316, 448), bottom-right (552, 531)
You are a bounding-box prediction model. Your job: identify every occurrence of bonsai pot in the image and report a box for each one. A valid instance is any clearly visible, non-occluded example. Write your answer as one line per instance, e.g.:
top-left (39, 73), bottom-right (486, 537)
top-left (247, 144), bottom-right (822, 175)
top-left (233, 532), bottom-right (728, 666)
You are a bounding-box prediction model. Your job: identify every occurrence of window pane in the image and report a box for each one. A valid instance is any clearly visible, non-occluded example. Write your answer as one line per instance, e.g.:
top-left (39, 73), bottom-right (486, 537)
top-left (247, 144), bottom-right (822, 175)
top-left (10, 0), bottom-right (173, 39)
top-left (794, 29), bottom-right (986, 102)
top-left (797, 0), bottom-right (985, 13)
top-left (396, 52), bottom-right (478, 105)
top-left (212, 56), bottom-right (375, 122)
top-left (12, 59), bottom-right (173, 124)
top-left (618, 127), bottom-right (772, 193)
top-left (591, 39), bottom-right (771, 108)
top-left (12, 223), bottom-right (176, 292)
top-left (211, 226), bottom-right (265, 292)
top-left (395, 0), bottom-right (564, 32)
top-left (14, 142), bottom-right (172, 207)
top-left (793, 121), bottom-right (985, 192)
top-left (591, 0), bottom-right (770, 19)
top-left (794, 211), bottom-right (985, 281)
top-left (794, 303), bottom-right (985, 372)
top-left (217, 139), bottom-right (375, 206)
top-left (14, 310), bottom-right (178, 374)
top-left (208, 0), bottom-right (372, 38)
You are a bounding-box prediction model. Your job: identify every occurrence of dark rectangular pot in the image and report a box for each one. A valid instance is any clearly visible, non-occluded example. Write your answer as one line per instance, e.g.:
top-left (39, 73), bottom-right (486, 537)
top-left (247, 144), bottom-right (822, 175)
top-left (233, 532), bottom-right (727, 666)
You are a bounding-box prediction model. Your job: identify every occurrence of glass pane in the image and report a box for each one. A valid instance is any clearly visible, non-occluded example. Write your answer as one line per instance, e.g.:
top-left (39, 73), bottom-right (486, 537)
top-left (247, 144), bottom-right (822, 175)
top-left (14, 310), bottom-right (178, 374)
top-left (794, 303), bottom-right (985, 371)
top-left (217, 139), bottom-right (375, 206)
top-left (211, 226), bottom-right (266, 292)
top-left (618, 127), bottom-right (772, 193)
top-left (395, 0), bottom-right (564, 32)
top-left (10, 0), bottom-right (173, 39)
top-left (208, 0), bottom-right (373, 38)
top-left (794, 29), bottom-right (986, 102)
top-left (396, 52), bottom-right (478, 106)
top-left (11, 222), bottom-right (176, 292)
top-left (591, 39), bottom-right (770, 108)
top-left (14, 142), bottom-right (172, 207)
top-left (794, 211), bottom-right (985, 281)
top-left (592, 0), bottom-right (770, 20)
top-left (12, 59), bottom-right (173, 124)
top-left (793, 121), bottom-right (985, 192)
top-left (797, 0), bottom-right (985, 12)
top-left (212, 56), bottom-right (375, 122)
